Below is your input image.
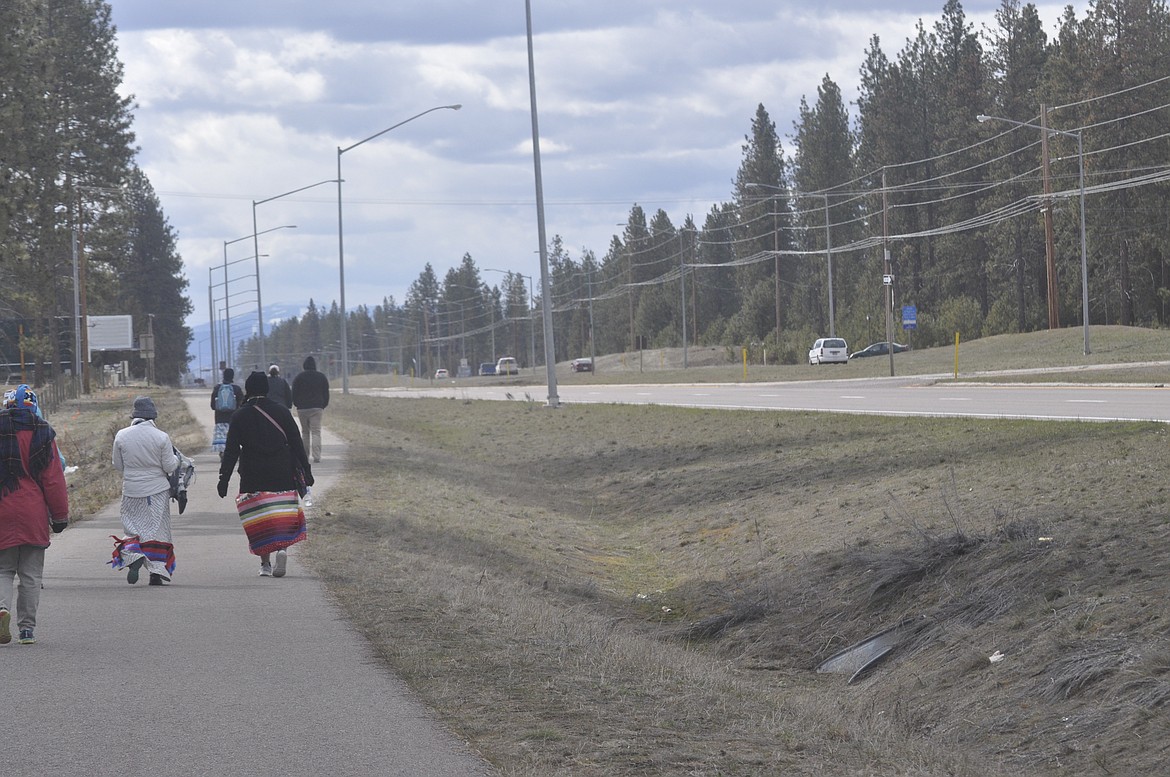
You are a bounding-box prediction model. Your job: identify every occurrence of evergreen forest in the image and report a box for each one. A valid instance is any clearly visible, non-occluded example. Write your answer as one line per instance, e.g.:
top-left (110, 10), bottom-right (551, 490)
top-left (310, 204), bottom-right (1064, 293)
top-left (243, 0), bottom-right (1170, 377)
top-left (0, 0), bottom-right (192, 387)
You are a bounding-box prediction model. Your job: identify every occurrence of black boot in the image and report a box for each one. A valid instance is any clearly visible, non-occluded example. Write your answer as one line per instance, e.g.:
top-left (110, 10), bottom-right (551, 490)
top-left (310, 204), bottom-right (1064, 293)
top-left (148, 573), bottom-right (166, 586)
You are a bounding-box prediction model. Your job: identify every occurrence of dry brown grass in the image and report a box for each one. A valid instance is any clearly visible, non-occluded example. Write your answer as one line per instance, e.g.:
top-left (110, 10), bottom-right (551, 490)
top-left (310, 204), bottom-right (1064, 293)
top-left (307, 393), bottom-right (1170, 776)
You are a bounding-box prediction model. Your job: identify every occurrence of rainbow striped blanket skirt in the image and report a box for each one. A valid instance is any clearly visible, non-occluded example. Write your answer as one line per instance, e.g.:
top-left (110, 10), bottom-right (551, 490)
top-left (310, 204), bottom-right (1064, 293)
top-left (108, 535), bottom-right (176, 576)
top-left (235, 490), bottom-right (306, 556)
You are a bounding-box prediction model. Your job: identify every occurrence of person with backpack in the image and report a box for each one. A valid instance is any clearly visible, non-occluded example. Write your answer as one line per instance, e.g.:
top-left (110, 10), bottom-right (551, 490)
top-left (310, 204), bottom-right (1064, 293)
top-left (265, 364), bottom-right (292, 408)
top-left (210, 368), bottom-right (244, 457)
top-left (290, 355), bottom-right (329, 463)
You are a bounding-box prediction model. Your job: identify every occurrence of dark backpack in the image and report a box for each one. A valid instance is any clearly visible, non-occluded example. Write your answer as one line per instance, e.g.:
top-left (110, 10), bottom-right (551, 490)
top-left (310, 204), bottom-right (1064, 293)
top-left (215, 383), bottom-right (237, 412)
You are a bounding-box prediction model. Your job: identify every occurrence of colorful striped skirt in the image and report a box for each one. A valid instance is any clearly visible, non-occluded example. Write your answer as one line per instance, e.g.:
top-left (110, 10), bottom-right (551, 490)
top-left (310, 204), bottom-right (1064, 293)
top-left (236, 490), bottom-right (306, 556)
top-left (109, 534), bottom-right (177, 577)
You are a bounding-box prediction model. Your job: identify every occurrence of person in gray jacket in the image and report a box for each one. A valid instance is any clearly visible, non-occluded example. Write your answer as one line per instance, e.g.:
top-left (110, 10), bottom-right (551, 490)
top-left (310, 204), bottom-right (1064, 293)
top-left (290, 355), bottom-right (329, 463)
top-left (266, 364), bottom-right (292, 408)
top-left (111, 397), bottom-right (185, 586)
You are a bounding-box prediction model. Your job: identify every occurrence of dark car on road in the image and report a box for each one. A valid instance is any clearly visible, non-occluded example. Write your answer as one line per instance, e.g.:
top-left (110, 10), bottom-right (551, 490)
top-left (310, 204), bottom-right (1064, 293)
top-left (849, 342), bottom-right (911, 359)
top-left (478, 362), bottom-right (496, 376)
top-left (570, 358), bottom-right (593, 372)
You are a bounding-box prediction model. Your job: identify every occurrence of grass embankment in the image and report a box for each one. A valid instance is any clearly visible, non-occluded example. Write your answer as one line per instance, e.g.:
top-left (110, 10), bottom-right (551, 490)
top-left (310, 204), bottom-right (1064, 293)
top-left (309, 393), bottom-right (1170, 776)
top-left (342, 324), bottom-right (1170, 389)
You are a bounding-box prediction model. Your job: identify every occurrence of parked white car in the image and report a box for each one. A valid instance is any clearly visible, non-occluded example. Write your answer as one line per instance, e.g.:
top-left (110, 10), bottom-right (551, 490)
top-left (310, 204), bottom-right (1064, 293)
top-left (496, 356), bottom-right (519, 376)
top-left (808, 338), bottom-right (849, 365)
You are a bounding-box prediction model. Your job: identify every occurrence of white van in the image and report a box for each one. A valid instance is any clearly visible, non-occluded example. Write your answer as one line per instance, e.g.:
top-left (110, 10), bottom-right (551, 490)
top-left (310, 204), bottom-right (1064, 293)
top-left (496, 356), bottom-right (519, 375)
top-left (808, 338), bottom-right (849, 365)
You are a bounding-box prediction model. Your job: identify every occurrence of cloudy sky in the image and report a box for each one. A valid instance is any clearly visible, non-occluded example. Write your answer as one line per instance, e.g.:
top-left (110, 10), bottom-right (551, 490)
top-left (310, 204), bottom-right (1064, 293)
top-left (105, 1), bottom-right (1077, 345)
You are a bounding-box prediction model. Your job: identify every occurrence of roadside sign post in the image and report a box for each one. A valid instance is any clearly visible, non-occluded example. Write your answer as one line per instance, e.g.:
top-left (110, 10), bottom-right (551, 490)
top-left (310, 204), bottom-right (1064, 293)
top-left (902, 305), bottom-right (917, 349)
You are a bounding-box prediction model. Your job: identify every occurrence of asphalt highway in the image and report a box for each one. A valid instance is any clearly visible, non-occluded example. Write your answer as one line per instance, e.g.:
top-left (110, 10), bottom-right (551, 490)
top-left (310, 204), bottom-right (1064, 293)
top-left (369, 371), bottom-right (1170, 423)
top-left (0, 391), bottom-right (493, 777)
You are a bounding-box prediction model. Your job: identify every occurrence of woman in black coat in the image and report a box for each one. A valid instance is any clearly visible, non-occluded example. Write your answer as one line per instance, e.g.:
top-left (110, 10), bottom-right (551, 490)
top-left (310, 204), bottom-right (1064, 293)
top-left (217, 371), bottom-right (314, 578)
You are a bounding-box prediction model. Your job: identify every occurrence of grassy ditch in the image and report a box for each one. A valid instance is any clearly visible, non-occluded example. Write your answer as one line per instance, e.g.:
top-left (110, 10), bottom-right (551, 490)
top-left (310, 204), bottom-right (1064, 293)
top-left (309, 393), bottom-right (1170, 776)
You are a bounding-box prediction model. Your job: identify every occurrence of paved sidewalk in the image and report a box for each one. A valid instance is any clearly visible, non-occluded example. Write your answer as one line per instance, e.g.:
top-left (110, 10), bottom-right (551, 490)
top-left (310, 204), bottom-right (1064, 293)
top-left (0, 391), bottom-right (493, 777)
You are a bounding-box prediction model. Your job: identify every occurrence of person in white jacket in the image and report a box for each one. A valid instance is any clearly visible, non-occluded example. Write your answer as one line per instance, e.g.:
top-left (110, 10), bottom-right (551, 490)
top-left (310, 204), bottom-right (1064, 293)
top-left (111, 397), bottom-right (181, 586)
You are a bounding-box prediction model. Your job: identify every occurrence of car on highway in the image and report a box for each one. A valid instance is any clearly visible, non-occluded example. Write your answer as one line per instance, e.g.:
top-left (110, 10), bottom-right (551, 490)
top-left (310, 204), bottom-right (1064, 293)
top-left (478, 362), bottom-right (496, 376)
top-left (570, 358), bottom-right (593, 372)
top-left (434, 368), bottom-right (449, 379)
top-left (808, 337), bottom-right (849, 365)
top-left (496, 356), bottom-right (519, 376)
top-left (850, 342), bottom-right (911, 359)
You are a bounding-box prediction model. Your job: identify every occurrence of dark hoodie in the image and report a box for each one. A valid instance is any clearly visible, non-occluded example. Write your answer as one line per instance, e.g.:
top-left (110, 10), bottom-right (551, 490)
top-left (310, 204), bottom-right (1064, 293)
top-left (291, 356), bottom-right (330, 410)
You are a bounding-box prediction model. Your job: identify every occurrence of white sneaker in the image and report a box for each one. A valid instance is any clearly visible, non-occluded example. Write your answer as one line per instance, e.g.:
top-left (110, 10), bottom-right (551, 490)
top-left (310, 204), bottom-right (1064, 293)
top-left (272, 550), bottom-right (287, 578)
top-left (259, 563), bottom-right (273, 577)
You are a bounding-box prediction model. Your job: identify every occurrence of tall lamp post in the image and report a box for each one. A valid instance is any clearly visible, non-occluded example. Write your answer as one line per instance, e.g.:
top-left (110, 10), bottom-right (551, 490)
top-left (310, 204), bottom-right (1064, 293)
top-left (213, 254), bottom-right (268, 370)
top-left (336, 103), bottom-right (462, 394)
top-left (208, 267), bottom-right (218, 374)
top-left (224, 225), bottom-right (295, 371)
top-left (253, 180), bottom-right (337, 366)
top-left (978, 113), bottom-right (1089, 354)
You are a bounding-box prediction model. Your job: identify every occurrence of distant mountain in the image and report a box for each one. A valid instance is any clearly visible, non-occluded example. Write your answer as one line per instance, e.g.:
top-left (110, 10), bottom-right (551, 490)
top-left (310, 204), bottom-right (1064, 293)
top-left (187, 301), bottom-right (306, 378)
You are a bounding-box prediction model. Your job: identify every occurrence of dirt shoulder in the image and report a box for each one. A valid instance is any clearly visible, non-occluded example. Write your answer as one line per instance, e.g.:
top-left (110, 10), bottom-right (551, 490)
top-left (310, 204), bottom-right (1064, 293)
top-left (307, 393), bottom-right (1169, 776)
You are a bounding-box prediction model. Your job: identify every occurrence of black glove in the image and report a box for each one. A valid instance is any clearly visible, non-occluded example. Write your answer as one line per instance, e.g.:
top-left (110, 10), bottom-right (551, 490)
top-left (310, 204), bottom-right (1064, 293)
top-left (217, 479), bottom-right (229, 498)
top-left (305, 473), bottom-right (315, 487)
top-left (51, 520), bottom-right (68, 533)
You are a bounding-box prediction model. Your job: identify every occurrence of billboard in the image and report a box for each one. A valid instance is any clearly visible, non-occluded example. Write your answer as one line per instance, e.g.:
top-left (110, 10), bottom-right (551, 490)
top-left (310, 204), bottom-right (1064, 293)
top-left (88, 315), bottom-right (133, 355)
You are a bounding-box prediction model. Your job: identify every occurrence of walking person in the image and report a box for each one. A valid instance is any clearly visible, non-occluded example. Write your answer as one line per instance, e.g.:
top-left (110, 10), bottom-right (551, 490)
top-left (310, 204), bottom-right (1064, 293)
top-left (211, 368), bottom-right (244, 458)
top-left (217, 371), bottom-right (313, 577)
top-left (266, 364), bottom-right (292, 408)
top-left (0, 385), bottom-right (69, 645)
top-left (291, 355), bottom-right (329, 463)
top-left (110, 396), bottom-right (187, 586)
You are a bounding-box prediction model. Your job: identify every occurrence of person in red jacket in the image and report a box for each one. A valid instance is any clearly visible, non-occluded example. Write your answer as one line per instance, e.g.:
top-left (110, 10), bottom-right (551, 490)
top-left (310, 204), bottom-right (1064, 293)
top-left (0, 385), bottom-right (69, 645)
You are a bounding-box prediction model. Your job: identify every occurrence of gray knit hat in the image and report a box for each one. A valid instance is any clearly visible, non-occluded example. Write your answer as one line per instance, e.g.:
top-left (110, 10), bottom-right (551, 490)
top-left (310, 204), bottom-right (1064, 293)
top-left (131, 396), bottom-right (158, 420)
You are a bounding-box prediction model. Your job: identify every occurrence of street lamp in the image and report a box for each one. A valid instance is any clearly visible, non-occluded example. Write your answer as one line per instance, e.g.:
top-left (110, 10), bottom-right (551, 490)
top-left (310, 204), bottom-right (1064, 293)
top-left (224, 225), bottom-right (295, 370)
top-left (978, 113), bottom-right (1089, 354)
top-left (213, 255), bottom-right (266, 369)
top-left (253, 179), bottom-right (336, 366)
top-left (208, 267), bottom-right (218, 373)
top-left (336, 103), bottom-right (462, 394)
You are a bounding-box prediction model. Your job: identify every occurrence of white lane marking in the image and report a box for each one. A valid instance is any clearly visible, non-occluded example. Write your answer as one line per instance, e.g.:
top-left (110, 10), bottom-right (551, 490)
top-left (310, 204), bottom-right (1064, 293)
top-left (939, 397), bottom-right (971, 402)
top-left (1067, 399), bottom-right (1106, 403)
top-left (840, 395), bottom-right (866, 399)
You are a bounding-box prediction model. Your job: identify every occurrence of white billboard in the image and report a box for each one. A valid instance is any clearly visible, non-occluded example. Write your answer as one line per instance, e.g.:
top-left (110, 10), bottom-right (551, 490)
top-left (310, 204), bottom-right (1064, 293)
top-left (88, 315), bottom-right (134, 355)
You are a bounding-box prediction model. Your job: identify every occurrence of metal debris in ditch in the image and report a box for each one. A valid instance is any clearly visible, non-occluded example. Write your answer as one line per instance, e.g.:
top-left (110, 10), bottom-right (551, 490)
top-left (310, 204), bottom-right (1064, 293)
top-left (816, 622), bottom-right (910, 684)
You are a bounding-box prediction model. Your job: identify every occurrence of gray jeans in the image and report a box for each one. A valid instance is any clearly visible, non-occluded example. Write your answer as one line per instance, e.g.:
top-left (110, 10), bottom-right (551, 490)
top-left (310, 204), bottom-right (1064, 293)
top-left (0, 544), bottom-right (45, 631)
top-left (297, 407), bottom-right (324, 462)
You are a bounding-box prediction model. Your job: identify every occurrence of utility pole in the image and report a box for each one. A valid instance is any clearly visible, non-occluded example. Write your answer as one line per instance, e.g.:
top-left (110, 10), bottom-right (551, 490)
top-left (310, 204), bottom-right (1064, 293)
top-left (77, 199), bottom-right (91, 393)
top-left (1040, 104), bottom-right (1059, 329)
top-left (882, 168), bottom-right (895, 378)
top-left (680, 229), bottom-right (688, 369)
top-left (627, 242), bottom-right (635, 353)
top-left (773, 195), bottom-right (781, 343)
